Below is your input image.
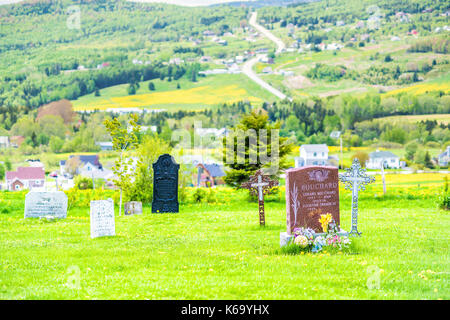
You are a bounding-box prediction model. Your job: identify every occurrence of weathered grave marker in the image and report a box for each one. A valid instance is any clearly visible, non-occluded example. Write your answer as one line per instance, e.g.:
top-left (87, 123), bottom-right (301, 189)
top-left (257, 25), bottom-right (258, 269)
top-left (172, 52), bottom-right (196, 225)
top-left (124, 201), bottom-right (142, 215)
top-left (285, 166), bottom-right (340, 233)
top-left (241, 170), bottom-right (278, 226)
top-left (90, 199), bottom-right (115, 238)
top-left (24, 191), bottom-right (68, 219)
top-left (152, 154), bottom-right (180, 213)
top-left (339, 158), bottom-right (375, 236)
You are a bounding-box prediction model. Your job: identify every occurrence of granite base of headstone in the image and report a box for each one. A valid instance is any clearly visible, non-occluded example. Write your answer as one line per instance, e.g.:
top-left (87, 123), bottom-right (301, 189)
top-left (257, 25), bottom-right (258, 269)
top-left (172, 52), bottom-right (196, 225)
top-left (90, 199), bottom-right (115, 238)
top-left (124, 201), bottom-right (142, 215)
top-left (279, 230), bottom-right (349, 247)
top-left (24, 191), bottom-right (68, 219)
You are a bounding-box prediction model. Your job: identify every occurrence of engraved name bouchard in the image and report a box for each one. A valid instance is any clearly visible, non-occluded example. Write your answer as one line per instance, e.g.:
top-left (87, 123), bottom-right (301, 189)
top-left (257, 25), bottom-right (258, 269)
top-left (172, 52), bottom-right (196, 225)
top-left (301, 182), bottom-right (338, 191)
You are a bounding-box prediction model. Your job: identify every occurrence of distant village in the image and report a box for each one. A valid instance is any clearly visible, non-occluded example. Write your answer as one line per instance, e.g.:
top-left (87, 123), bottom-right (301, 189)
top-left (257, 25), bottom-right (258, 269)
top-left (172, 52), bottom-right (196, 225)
top-left (2, 128), bottom-right (449, 192)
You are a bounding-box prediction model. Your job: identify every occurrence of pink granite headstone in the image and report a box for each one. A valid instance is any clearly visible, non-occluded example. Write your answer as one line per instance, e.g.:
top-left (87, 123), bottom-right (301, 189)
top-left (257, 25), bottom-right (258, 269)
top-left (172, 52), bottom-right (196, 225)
top-left (285, 166), bottom-right (340, 234)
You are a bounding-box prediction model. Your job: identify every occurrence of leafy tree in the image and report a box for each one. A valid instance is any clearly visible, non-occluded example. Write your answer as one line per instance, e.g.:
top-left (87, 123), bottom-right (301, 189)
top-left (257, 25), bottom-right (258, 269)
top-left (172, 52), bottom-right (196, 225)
top-left (223, 111), bottom-right (294, 188)
top-left (0, 164), bottom-right (5, 181)
top-left (405, 141), bottom-right (419, 161)
top-left (36, 99), bottom-right (74, 124)
top-left (125, 135), bottom-right (171, 203)
top-left (424, 151), bottom-right (433, 168)
top-left (4, 159), bottom-right (11, 171)
top-left (104, 114), bottom-right (141, 216)
top-left (128, 84), bottom-right (137, 95)
top-left (38, 115), bottom-right (67, 139)
top-left (352, 151), bottom-right (369, 168)
top-left (65, 156), bottom-right (82, 176)
top-left (49, 136), bottom-right (64, 153)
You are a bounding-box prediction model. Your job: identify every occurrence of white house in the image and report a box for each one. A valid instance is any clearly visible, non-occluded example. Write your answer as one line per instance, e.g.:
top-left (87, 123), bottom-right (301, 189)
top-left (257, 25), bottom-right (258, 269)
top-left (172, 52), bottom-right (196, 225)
top-left (438, 146), bottom-right (450, 167)
top-left (26, 159), bottom-right (44, 168)
top-left (366, 150), bottom-right (400, 169)
top-left (0, 136), bottom-right (9, 148)
top-left (295, 144), bottom-right (329, 167)
top-left (96, 141), bottom-right (113, 151)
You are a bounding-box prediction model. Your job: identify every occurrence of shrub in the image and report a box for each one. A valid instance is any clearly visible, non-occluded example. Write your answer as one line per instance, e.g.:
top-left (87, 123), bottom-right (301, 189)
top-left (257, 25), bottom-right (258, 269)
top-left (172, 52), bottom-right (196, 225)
top-left (352, 151), bottom-right (369, 168)
top-left (192, 188), bottom-right (207, 203)
top-left (439, 177), bottom-right (449, 210)
top-left (74, 175), bottom-right (93, 190)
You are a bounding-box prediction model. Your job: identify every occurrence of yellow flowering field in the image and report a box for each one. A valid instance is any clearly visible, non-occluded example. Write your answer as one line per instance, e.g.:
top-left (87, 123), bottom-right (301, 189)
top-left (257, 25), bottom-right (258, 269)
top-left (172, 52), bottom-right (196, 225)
top-left (385, 82), bottom-right (450, 96)
top-left (73, 85), bottom-right (263, 111)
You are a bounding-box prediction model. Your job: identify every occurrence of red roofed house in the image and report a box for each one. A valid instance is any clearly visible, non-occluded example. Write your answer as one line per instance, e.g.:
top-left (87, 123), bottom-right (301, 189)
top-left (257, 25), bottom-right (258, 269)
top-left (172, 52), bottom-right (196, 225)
top-left (6, 167), bottom-right (45, 191)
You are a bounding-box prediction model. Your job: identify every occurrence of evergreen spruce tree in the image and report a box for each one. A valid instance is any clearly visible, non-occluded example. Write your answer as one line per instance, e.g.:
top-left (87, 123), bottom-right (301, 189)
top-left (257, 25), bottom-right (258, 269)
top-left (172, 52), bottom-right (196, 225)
top-left (222, 111), bottom-right (294, 188)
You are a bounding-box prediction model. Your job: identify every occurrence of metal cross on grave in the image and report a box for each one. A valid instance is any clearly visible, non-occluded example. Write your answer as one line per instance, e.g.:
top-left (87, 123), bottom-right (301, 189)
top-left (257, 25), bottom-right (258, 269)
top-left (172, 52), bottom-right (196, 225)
top-left (241, 170), bottom-right (278, 226)
top-left (339, 158), bottom-right (375, 236)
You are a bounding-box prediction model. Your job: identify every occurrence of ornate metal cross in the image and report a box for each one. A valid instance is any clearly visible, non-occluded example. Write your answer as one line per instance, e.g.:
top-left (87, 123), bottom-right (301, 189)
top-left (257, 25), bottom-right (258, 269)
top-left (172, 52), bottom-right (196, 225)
top-left (241, 170), bottom-right (278, 226)
top-left (339, 158), bottom-right (375, 236)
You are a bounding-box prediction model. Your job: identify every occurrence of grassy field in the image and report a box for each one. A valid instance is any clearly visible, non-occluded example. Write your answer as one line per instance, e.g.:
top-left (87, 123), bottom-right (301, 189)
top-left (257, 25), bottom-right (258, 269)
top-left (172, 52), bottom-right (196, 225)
top-left (72, 73), bottom-right (278, 112)
top-left (256, 37), bottom-right (450, 98)
top-left (0, 174), bottom-right (448, 299)
top-left (375, 114), bottom-right (450, 125)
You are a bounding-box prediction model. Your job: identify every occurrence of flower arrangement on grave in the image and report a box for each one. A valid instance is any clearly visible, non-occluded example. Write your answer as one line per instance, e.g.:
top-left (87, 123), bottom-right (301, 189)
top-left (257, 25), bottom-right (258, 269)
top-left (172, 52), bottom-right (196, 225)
top-left (319, 213), bottom-right (333, 233)
top-left (289, 214), bottom-right (352, 254)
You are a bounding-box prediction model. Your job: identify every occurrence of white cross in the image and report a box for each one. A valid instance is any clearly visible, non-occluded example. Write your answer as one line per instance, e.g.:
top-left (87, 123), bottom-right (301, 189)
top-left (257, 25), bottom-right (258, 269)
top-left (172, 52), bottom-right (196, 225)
top-left (339, 158), bottom-right (375, 236)
top-left (251, 175), bottom-right (269, 201)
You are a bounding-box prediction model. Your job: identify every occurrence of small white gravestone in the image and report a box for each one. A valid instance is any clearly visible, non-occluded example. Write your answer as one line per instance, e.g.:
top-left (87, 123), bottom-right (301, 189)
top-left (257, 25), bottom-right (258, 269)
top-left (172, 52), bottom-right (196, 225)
top-left (24, 191), bottom-right (68, 219)
top-left (90, 199), bottom-right (115, 238)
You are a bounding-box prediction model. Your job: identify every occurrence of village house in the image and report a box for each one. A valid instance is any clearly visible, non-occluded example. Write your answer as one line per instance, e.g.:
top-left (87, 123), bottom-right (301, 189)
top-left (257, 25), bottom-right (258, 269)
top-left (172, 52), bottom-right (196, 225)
top-left (96, 141), bottom-right (113, 151)
top-left (60, 155), bottom-right (103, 176)
top-left (203, 30), bottom-right (215, 37)
top-left (96, 62), bottom-right (110, 69)
top-left (195, 163), bottom-right (225, 187)
top-left (200, 56), bottom-right (212, 63)
top-left (195, 128), bottom-right (228, 138)
top-left (26, 159), bottom-right (44, 168)
top-left (9, 136), bottom-right (24, 148)
top-left (6, 167), bottom-right (45, 191)
top-left (366, 150), bottom-right (400, 169)
top-left (295, 144), bottom-right (329, 167)
top-left (0, 136), bottom-right (9, 148)
top-left (437, 146), bottom-right (450, 167)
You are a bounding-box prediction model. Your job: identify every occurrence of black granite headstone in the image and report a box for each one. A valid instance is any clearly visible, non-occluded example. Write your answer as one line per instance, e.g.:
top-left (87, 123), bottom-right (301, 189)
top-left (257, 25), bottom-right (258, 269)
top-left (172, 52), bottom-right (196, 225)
top-left (152, 154), bottom-right (180, 213)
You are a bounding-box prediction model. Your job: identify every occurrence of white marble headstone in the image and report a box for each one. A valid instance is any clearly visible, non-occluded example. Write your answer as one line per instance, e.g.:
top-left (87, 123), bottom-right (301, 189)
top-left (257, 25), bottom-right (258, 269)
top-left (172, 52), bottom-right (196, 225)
top-left (24, 191), bottom-right (68, 219)
top-left (90, 199), bottom-right (115, 238)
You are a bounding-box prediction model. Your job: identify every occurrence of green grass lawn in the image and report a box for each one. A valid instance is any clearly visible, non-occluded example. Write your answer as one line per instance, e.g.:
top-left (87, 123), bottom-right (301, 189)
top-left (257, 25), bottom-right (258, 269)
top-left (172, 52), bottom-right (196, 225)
top-left (0, 181), bottom-right (448, 299)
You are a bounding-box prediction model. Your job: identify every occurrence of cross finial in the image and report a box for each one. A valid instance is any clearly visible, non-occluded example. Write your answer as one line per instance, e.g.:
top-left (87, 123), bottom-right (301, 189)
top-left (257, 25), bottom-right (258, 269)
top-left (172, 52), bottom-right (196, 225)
top-left (241, 170), bottom-right (278, 226)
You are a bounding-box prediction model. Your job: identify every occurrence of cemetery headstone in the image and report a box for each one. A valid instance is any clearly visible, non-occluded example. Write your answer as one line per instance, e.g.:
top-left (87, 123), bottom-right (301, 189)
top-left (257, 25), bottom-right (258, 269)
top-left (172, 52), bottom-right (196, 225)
top-left (90, 199), bottom-right (115, 238)
top-left (24, 191), bottom-right (68, 219)
top-left (241, 170), bottom-right (278, 226)
top-left (152, 154), bottom-right (180, 213)
top-left (339, 158), bottom-right (375, 236)
top-left (124, 201), bottom-right (142, 215)
top-left (285, 166), bottom-right (340, 234)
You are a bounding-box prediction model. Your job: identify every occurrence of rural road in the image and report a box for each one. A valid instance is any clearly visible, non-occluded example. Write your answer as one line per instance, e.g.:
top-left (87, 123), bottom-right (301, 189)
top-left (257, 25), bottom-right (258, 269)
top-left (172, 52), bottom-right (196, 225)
top-left (249, 11), bottom-right (286, 54)
top-left (242, 11), bottom-right (291, 101)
